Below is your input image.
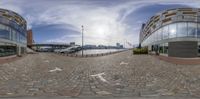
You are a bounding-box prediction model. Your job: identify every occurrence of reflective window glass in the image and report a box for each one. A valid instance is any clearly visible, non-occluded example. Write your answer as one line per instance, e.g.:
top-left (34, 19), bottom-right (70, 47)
top-left (188, 23), bottom-right (197, 37)
top-left (154, 31), bottom-right (158, 41)
top-left (198, 23), bottom-right (200, 38)
top-left (0, 29), bottom-right (9, 39)
top-left (157, 29), bottom-right (162, 40)
top-left (177, 22), bottom-right (187, 37)
top-left (163, 25), bottom-right (168, 39)
top-left (0, 24), bottom-right (9, 39)
top-left (169, 23), bottom-right (176, 38)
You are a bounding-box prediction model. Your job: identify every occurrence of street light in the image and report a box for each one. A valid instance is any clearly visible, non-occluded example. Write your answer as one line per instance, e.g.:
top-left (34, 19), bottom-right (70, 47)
top-left (81, 25), bottom-right (84, 57)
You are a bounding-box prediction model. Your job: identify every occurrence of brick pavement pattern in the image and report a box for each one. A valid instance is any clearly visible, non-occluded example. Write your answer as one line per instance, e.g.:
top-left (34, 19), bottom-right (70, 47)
top-left (0, 50), bottom-right (200, 98)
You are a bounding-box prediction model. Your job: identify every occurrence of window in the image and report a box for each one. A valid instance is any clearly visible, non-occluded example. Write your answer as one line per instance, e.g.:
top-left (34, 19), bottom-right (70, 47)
top-left (198, 23), bottom-right (200, 38)
top-left (0, 24), bottom-right (9, 39)
top-left (159, 44), bottom-right (163, 53)
top-left (162, 25), bottom-right (169, 39)
top-left (0, 46), bottom-right (16, 57)
top-left (177, 22), bottom-right (187, 37)
top-left (153, 31), bottom-right (158, 42)
top-left (0, 29), bottom-right (9, 39)
top-left (188, 23), bottom-right (197, 37)
top-left (163, 43), bottom-right (168, 54)
top-left (152, 32), bottom-right (155, 43)
top-left (12, 30), bottom-right (17, 41)
top-left (169, 23), bottom-right (176, 38)
top-left (157, 28), bottom-right (162, 41)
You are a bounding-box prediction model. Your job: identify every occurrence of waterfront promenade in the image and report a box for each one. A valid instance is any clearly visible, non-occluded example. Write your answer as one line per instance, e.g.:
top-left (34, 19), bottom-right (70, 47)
top-left (0, 50), bottom-right (200, 98)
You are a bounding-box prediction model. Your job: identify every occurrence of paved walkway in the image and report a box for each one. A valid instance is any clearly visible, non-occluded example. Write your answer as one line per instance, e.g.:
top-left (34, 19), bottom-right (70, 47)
top-left (0, 55), bottom-right (22, 64)
top-left (0, 96), bottom-right (198, 99)
top-left (0, 51), bottom-right (200, 98)
top-left (156, 55), bottom-right (200, 65)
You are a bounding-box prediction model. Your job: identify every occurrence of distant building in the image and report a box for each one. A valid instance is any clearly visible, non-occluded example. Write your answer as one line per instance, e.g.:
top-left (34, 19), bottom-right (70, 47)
top-left (27, 29), bottom-right (34, 48)
top-left (84, 45), bottom-right (96, 49)
top-left (116, 43), bottom-right (123, 49)
top-left (98, 45), bottom-right (107, 49)
top-left (70, 42), bottom-right (75, 46)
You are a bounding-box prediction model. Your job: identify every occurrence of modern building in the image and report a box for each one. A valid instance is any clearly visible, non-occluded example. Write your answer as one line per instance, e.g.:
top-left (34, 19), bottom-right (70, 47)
top-left (0, 8), bottom-right (27, 57)
top-left (139, 8), bottom-right (200, 58)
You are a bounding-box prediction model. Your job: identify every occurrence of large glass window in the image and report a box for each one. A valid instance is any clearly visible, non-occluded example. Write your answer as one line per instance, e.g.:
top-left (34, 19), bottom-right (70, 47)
top-left (0, 24), bottom-right (9, 39)
top-left (0, 29), bottom-right (9, 39)
top-left (177, 22), bottom-right (187, 37)
top-left (163, 43), bottom-right (168, 54)
top-left (155, 30), bottom-right (158, 41)
top-left (159, 44), bottom-right (163, 53)
top-left (0, 46), bottom-right (16, 57)
top-left (152, 31), bottom-right (156, 42)
top-left (157, 28), bottom-right (162, 40)
top-left (198, 23), bottom-right (200, 38)
top-left (162, 25), bottom-right (169, 39)
top-left (169, 23), bottom-right (176, 38)
top-left (188, 23), bottom-right (197, 37)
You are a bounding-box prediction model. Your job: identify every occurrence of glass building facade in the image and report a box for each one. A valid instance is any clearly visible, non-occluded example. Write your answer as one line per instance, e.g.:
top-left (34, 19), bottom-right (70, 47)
top-left (140, 8), bottom-right (200, 57)
top-left (0, 9), bottom-right (27, 57)
top-left (142, 22), bottom-right (200, 46)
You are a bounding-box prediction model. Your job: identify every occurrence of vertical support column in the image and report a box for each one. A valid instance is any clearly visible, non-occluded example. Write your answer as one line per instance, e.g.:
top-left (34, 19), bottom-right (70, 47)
top-left (17, 45), bottom-right (21, 56)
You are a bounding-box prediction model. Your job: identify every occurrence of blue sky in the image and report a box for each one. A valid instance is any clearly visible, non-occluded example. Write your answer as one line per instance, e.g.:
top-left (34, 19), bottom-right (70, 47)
top-left (0, 0), bottom-right (200, 47)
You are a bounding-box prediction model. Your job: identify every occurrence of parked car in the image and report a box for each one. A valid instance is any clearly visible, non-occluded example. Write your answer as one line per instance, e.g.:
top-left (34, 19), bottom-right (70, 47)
top-left (54, 49), bottom-right (62, 53)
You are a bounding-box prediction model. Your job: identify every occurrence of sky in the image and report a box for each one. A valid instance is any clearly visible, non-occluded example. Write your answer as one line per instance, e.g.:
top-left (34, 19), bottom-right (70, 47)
top-left (0, 0), bottom-right (200, 47)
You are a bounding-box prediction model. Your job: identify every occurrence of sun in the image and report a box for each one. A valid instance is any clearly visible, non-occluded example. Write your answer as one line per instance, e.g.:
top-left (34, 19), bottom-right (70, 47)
top-left (93, 24), bottom-right (109, 38)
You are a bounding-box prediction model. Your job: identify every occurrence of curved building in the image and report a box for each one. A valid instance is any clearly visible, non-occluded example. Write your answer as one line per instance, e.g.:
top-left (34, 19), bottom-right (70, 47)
top-left (0, 8), bottom-right (27, 57)
top-left (139, 8), bottom-right (200, 57)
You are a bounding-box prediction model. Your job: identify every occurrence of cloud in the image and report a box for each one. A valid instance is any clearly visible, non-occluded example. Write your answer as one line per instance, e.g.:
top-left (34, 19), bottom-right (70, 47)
top-left (0, 0), bottom-right (200, 47)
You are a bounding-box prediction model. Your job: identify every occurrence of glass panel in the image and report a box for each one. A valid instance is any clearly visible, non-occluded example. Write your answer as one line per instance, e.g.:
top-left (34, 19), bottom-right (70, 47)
top-left (152, 32), bottom-right (155, 43)
top-left (0, 24), bottom-right (9, 39)
top-left (163, 43), bottom-right (168, 54)
top-left (177, 22), bottom-right (187, 37)
top-left (155, 30), bottom-right (158, 42)
top-left (198, 23), bottom-right (200, 38)
top-left (12, 30), bottom-right (16, 41)
top-left (159, 44), bottom-right (163, 53)
top-left (169, 23), bottom-right (176, 38)
top-left (0, 46), bottom-right (16, 57)
top-left (163, 25), bottom-right (169, 39)
top-left (188, 23), bottom-right (197, 37)
top-left (0, 29), bottom-right (9, 39)
top-left (157, 28), bottom-right (162, 40)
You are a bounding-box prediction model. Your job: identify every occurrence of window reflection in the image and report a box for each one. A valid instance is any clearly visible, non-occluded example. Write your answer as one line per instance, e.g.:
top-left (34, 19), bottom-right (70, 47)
top-left (142, 22), bottom-right (200, 46)
top-left (198, 23), bottom-right (200, 37)
top-left (0, 23), bottom-right (26, 44)
top-left (177, 22), bottom-right (187, 37)
top-left (163, 25), bottom-right (168, 39)
top-left (169, 23), bottom-right (176, 38)
top-left (157, 29), bottom-right (162, 40)
top-left (188, 23), bottom-right (197, 37)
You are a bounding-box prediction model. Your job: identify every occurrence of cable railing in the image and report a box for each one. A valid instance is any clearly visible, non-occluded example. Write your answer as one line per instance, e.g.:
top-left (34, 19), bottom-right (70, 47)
top-left (55, 49), bottom-right (129, 57)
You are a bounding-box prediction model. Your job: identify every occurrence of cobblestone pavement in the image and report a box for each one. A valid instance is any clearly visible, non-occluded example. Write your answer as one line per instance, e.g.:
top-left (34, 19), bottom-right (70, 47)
top-left (0, 50), bottom-right (200, 98)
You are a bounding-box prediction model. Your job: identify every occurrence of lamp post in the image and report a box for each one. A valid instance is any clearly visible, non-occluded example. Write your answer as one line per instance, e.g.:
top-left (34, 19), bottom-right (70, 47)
top-left (81, 25), bottom-right (84, 57)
